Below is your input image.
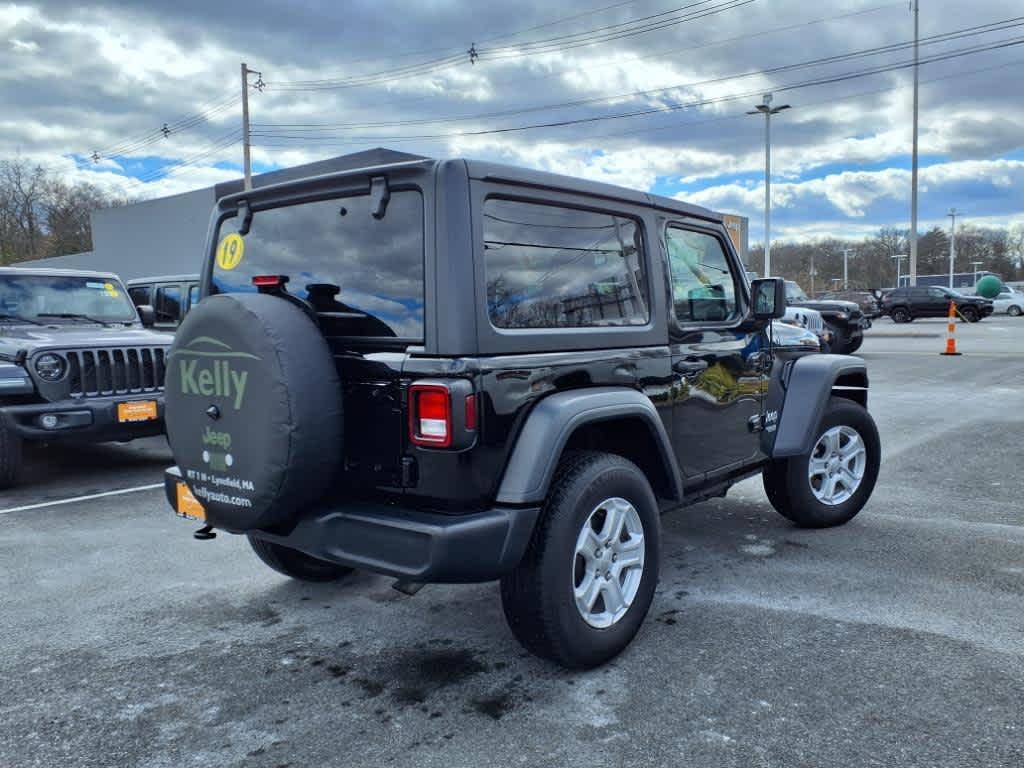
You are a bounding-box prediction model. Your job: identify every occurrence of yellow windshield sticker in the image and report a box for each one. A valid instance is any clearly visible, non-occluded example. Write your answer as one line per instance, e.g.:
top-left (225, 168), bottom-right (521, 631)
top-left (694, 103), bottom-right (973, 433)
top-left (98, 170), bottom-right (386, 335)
top-left (104, 282), bottom-right (120, 297)
top-left (216, 233), bottom-right (245, 271)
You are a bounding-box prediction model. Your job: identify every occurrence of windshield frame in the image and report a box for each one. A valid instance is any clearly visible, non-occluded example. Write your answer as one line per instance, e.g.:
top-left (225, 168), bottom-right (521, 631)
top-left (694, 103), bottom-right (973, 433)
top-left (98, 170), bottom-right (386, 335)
top-left (0, 273), bottom-right (139, 325)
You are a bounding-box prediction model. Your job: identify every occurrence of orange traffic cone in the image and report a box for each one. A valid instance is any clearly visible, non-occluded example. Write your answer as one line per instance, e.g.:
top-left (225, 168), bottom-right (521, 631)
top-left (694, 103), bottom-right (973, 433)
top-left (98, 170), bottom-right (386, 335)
top-left (940, 300), bottom-right (962, 356)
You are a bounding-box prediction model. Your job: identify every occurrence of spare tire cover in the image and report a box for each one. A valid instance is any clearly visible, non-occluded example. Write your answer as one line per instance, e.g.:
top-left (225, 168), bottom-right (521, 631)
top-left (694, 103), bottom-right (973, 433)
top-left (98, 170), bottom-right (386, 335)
top-left (165, 293), bottom-right (342, 532)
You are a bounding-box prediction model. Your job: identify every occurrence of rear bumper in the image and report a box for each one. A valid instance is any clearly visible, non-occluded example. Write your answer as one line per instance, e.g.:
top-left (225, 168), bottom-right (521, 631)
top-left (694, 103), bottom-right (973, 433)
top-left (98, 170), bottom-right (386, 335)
top-left (1, 394), bottom-right (165, 441)
top-left (164, 466), bottom-right (540, 583)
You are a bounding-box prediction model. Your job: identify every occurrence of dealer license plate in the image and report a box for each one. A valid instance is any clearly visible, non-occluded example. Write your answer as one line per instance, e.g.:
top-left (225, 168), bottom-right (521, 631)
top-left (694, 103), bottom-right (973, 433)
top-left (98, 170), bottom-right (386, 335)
top-left (117, 400), bottom-right (158, 423)
top-left (176, 482), bottom-right (206, 522)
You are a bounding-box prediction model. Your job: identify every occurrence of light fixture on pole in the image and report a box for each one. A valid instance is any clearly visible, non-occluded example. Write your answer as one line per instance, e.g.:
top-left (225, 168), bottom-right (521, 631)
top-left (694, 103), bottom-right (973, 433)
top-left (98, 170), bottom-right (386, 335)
top-left (947, 208), bottom-right (959, 288)
top-left (970, 260), bottom-right (984, 286)
top-left (892, 253), bottom-right (908, 289)
top-left (747, 93), bottom-right (791, 278)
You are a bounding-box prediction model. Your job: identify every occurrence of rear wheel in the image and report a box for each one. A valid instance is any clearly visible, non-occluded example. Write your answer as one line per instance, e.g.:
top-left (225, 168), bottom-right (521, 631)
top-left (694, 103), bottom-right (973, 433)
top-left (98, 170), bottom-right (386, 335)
top-left (500, 451), bottom-right (660, 669)
top-left (763, 397), bottom-right (880, 528)
top-left (248, 536), bottom-right (355, 582)
top-left (890, 307), bottom-right (911, 323)
top-left (0, 418), bottom-right (22, 490)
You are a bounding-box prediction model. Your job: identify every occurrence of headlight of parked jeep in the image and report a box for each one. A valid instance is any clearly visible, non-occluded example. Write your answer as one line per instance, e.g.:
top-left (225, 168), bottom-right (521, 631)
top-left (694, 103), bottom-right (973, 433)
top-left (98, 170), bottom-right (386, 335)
top-left (34, 353), bottom-right (66, 381)
top-left (834, 312), bottom-right (848, 320)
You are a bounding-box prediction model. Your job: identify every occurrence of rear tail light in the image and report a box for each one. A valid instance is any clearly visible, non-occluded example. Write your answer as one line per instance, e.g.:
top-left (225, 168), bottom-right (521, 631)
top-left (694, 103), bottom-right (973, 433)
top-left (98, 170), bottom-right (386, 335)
top-left (252, 275), bottom-right (289, 288)
top-left (409, 384), bottom-right (452, 447)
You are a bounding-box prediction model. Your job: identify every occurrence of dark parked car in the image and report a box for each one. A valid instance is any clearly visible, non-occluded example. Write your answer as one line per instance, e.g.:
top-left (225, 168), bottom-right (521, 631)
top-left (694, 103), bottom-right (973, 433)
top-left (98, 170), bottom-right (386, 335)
top-left (784, 281), bottom-right (871, 354)
top-left (161, 150), bottom-right (880, 668)
top-left (0, 268), bottom-right (170, 487)
top-left (819, 290), bottom-right (882, 319)
top-left (126, 274), bottom-right (200, 330)
top-left (880, 286), bottom-right (993, 323)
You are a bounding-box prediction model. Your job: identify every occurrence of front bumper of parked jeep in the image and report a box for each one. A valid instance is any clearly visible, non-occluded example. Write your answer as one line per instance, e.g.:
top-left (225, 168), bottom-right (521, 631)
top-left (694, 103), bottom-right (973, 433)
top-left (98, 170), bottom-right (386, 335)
top-left (163, 466), bottom-right (540, 583)
top-left (2, 394), bottom-right (165, 442)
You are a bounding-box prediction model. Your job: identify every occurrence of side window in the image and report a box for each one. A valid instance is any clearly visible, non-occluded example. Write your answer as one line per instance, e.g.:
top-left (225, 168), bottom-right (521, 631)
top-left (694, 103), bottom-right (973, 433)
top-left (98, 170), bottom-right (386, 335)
top-left (927, 287), bottom-right (947, 298)
top-left (665, 227), bottom-right (739, 323)
top-left (155, 285), bottom-right (182, 324)
top-left (128, 286), bottom-right (150, 307)
top-left (483, 198), bottom-right (648, 329)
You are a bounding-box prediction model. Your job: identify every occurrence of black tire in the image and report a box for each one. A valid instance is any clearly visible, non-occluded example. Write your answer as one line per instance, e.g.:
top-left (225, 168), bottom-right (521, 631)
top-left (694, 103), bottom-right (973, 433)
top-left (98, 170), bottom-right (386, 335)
top-left (762, 397), bottom-right (880, 528)
top-left (961, 306), bottom-right (980, 323)
top-left (500, 451), bottom-right (661, 669)
top-left (1009, 305), bottom-right (1022, 317)
top-left (165, 293), bottom-right (343, 532)
top-left (248, 536), bottom-right (355, 582)
top-left (890, 307), bottom-right (911, 323)
top-left (0, 417), bottom-right (22, 490)
top-left (827, 323), bottom-right (849, 354)
top-left (845, 335), bottom-right (863, 354)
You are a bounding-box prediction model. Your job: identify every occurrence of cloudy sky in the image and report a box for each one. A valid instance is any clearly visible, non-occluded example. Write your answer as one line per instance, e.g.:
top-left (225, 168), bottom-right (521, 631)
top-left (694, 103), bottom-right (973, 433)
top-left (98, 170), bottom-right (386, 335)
top-left (3, 0), bottom-right (1023, 244)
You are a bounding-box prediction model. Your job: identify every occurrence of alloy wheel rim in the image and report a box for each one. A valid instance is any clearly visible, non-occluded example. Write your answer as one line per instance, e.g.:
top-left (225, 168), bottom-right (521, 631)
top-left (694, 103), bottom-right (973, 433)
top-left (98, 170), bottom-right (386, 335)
top-left (572, 497), bottom-right (645, 629)
top-left (807, 425), bottom-right (867, 506)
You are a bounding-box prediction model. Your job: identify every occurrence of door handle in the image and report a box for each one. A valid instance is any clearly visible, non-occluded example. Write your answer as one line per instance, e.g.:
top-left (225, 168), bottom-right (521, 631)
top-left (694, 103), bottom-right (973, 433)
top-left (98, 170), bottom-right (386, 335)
top-left (673, 359), bottom-right (709, 374)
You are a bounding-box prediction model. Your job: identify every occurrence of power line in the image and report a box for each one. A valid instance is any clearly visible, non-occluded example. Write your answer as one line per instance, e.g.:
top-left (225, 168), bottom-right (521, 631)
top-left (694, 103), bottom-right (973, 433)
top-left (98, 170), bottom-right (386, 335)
top-left (257, 3), bottom-right (902, 130)
top-left (252, 21), bottom-right (1024, 140)
top-left (132, 128), bottom-right (242, 183)
top-left (266, 0), bottom-right (752, 91)
top-left (251, 34), bottom-right (1024, 144)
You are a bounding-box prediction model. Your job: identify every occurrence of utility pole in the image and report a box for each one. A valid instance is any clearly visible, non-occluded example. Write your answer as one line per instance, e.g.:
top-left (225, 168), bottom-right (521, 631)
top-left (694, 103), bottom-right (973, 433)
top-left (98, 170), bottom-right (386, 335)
top-left (842, 248), bottom-right (854, 289)
top-left (240, 62), bottom-right (263, 191)
top-left (809, 250), bottom-right (816, 297)
top-left (909, 0), bottom-right (920, 286)
top-left (748, 94), bottom-right (791, 278)
top-left (947, 208), bottom-right (959, 288)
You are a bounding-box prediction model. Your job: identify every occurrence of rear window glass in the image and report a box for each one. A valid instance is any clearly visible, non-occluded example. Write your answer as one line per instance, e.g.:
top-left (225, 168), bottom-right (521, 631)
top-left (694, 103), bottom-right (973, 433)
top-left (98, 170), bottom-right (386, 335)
top-left (212, 189), bottom-right (424, 339)
top-left (483, 198), bottom-right (648, 329)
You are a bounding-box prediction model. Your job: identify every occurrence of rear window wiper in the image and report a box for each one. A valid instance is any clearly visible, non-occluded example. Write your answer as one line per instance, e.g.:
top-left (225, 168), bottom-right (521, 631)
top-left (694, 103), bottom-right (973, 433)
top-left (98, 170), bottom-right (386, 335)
top-left (0, 312), bottom-right (44, 326)
top-left (36, 312), bottom-right (116, 327)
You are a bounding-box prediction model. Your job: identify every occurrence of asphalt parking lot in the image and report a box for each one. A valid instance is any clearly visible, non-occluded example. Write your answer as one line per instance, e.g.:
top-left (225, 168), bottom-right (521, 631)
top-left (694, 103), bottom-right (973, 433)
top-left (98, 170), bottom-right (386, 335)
top-left (2, 316), bottom-right (1022, 768)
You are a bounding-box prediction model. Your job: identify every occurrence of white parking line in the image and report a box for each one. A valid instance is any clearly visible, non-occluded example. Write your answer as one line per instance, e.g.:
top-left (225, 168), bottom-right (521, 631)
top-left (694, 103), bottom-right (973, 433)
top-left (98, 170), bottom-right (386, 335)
top-left (0, 483), bottom-right (163, 515)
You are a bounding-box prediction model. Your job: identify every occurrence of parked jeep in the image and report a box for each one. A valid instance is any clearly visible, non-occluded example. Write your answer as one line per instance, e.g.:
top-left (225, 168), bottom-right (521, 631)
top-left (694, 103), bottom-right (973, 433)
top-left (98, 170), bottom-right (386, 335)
top-left (162, 151), bottom-right (881, 668)
top-left (0, 268), bottom-right (170, 487)
top-left (784, 280), bottom-right (871, 354)
top-left (127, 274), bottom-right (201, 331)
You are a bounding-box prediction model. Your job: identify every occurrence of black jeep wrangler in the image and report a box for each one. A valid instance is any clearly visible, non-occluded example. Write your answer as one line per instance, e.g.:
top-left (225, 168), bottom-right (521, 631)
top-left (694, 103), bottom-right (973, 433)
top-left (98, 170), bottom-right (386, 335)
top-left (163, 151), bottom-right (880, 669)
top-left (0, 267), bottom-right (171, 488)
top-left (784, 280), bottom-right (871, 354)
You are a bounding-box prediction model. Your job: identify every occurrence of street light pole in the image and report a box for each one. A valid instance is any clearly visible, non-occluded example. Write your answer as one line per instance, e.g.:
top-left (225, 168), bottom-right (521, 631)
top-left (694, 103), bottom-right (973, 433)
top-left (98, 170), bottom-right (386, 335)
top-left (970, 260), bottom-right (983, 286)
top-left (909, 0), bottom-right (920, 286)
top-left (748, 94), bottom-right (791, 278)
top-left (892, 253), bottom-right (908, 289)
top-left (842, 248), bottom-right (854, 289)
top-left (947, 208), bottom-right (959, 288)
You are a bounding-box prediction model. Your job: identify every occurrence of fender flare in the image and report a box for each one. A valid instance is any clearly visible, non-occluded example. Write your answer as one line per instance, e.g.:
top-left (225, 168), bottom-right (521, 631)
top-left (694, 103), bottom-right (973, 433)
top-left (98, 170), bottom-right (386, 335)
top-left (495, 387), bottom-right (683, 505)
top-left (770, 354), bottom-right (868, 459)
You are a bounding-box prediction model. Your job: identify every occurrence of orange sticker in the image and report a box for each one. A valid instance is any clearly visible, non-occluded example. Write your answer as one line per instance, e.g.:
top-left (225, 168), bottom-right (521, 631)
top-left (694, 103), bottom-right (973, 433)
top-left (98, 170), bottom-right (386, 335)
top-left (117, 400), bottom-right (158, 422)
top-left (176, 482), bottom-right (206, 521)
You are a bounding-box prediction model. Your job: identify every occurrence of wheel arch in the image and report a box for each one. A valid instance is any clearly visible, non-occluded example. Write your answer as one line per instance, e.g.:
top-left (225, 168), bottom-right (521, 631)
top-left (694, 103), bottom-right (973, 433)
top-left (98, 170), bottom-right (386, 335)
top-left (495, 387), bottom-right (683, 506)
top-left (769, 355), bottom-right (869, 459)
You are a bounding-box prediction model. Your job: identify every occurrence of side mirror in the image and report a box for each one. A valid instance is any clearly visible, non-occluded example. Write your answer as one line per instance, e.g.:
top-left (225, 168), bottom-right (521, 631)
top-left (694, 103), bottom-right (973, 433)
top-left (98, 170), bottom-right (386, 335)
top-left (137, 305), bottom-right (156, 328)
top-left (751, 278), bottom-right (786, 320)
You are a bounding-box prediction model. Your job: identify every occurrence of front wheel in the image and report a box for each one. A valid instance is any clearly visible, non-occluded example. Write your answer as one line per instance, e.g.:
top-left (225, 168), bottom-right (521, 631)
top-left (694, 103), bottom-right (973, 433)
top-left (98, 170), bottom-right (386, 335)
top-left (0, 418), bottom-right (22, 490)
top-left (248, 536), bottom-right (356, 582)
top-left (890, 307), bottom-right (911, 323)
top-left (1009, 305), bottom-right (1022, 317)
top-left (763, 397), bottom-right (880, 528)
top-left (960, 306), bottom-right (979, 323)
top-left (500, 451), bottom-right (661, 669)
top-left (845, 335), bottom-right (863, 354)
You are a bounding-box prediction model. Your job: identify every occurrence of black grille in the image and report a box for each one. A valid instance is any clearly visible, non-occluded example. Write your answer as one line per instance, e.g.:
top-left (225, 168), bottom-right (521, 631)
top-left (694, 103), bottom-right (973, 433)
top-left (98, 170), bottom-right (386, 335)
top-left (64, 347), bottom-right (167, 398)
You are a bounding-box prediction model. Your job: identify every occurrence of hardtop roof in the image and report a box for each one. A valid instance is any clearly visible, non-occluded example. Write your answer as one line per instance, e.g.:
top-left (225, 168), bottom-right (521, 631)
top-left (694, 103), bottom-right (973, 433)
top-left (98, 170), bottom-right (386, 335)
top-left (0, 266), bottom-right (122, 281)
